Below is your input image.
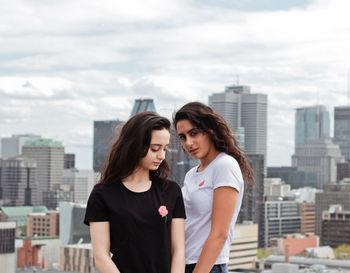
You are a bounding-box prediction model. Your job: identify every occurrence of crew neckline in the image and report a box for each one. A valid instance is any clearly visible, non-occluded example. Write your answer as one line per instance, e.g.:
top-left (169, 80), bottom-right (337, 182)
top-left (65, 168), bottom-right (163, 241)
top-left (120, 180), bottom-right (153, 194)
top-left (195, 152), bottom-right (225, 174)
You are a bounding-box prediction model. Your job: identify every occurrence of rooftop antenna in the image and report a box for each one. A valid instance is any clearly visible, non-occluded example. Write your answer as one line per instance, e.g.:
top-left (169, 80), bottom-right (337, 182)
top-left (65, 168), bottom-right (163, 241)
top-left (236, 74), bottom-right (240, 85)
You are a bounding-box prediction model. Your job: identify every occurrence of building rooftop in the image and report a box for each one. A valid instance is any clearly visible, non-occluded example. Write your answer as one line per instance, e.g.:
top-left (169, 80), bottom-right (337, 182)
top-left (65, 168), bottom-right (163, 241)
top-left (1, 206), bottom-right (48, 216)
top-left (23, 138), bottom-right (63, 147)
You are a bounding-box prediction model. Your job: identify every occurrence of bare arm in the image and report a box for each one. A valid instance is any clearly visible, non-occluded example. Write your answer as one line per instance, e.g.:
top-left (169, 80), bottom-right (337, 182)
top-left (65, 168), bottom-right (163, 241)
top-left (90, 222), bottom-right (121, 273)
top-left (193, 186), bottom-right (238, 273)
top-left (170, 218), bottom-right (185, 273)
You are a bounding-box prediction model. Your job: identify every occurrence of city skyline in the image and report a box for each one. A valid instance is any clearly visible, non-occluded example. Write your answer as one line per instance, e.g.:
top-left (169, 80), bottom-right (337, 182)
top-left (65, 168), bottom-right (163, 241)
top-left (0, 0), bottom-right (350, 170)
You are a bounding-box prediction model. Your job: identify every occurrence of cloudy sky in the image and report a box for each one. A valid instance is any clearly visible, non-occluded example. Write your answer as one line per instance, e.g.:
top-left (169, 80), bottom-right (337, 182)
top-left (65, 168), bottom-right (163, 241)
top-left (0, 0), bottom-right (349, 169)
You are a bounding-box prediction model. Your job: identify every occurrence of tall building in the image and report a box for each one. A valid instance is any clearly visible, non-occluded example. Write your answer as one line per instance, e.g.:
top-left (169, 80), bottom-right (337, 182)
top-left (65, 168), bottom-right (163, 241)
top-left (62, 169), bottom-right (97, 203)
top-left (321, 205), bottom-right (350, 248)
top-left (315, 182), bottom-right (350, 236)
top-left (258, 200), bottom-right (301, 248)
top-left (209, 84), bottom-right (268, 162)
top-left (334, 106), bottom-right (350, 160)
top-left (166, 127), bottom-right (198, 186)
top-left (59, 202), bottom-right (90, 245)
top-left (130, 98), bottom-right (156, 117)
top-left (267, 167), bottom-right (317, 189)
top-left (295, 105), bottom-right (330, 145)
top-left (0, 222), bottom-right (16, 273)
top-left (238, 154), bottom-right (264, 224)
top-left (22, 138), bottom-right (64, 208)
top-left (64, 153), bottom-right (75, 169)
top-left (337, 161), bottom-right (350, 182)
top-left (0, 157), bottom-right (38, 206)
top-left (292, 139), bottom-right (344, 188)
top-left (1, 134), bottom-right (40, 159)
top-left (93, 120), bottom-right (124, 172)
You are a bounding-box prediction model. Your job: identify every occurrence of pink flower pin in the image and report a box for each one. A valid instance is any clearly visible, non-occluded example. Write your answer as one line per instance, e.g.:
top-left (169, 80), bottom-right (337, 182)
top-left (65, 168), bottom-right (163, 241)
top-left (158, 205), bottom-right (168, 223)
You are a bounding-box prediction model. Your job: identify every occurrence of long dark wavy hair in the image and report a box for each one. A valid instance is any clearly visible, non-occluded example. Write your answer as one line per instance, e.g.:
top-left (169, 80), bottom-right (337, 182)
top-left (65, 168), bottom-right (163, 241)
top-left (173, 102), bottom-right (255, 187)
top-left (99, 111), bottom-right (171, 187)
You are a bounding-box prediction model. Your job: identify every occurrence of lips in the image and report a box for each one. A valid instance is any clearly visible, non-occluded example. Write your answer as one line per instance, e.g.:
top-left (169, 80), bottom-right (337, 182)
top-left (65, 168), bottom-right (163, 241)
top-left (189, 148), bottom-right (199, 154)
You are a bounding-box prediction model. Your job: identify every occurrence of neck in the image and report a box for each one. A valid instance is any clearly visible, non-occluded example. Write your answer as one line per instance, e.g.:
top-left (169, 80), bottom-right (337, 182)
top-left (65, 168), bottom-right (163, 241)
top-left (198, 149), bottom-right (220, 172)
top-left (123, 166), bottom-right (150, 184)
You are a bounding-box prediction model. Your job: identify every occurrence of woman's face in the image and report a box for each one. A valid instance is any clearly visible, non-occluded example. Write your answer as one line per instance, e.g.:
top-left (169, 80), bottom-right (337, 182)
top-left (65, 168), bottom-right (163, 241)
top-left (176, 119), bottom-right (215, 161)
top-left (139, 128), bottom-right (170, 171)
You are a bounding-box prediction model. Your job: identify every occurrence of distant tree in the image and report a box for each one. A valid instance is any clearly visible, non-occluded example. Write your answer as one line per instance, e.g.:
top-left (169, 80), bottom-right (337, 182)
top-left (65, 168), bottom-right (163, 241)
top-left (334, 244), bottom-right (350, 259)
top-left (258, 248), bottom-right (270, 259)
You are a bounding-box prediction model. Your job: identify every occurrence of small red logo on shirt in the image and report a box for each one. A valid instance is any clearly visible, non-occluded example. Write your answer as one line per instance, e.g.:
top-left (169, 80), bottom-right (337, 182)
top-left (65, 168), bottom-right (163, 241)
top-left (199, 180), bottom-right (205, 187)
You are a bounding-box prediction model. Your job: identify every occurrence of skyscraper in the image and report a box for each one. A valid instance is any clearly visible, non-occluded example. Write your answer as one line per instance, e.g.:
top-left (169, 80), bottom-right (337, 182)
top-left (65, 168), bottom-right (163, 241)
top-left (93, 120), bottom-right (124, 172)
top-left (1, 134), bottom-right (40, 159)
top-left (209, 84), bottom-right (268, 162)
top-left (334, 106), bottom-right (350, 160)
top-left (292, 139), bottom-right (344, 188)
top-left (0, 157), bottom-right (39, 206)
top-left (295, 105), bottom-right (330, 145)
top-left (130, 98), bottom-right (156, 117)
top-left (22, 138), bottom-right (64, 207)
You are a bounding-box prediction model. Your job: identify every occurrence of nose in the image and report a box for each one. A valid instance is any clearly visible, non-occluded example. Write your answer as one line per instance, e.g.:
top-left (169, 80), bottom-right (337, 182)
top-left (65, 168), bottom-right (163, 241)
top-left (157, 150), bottom-right (166, 160)
top-left (184, 137), bottom-right (193, 149)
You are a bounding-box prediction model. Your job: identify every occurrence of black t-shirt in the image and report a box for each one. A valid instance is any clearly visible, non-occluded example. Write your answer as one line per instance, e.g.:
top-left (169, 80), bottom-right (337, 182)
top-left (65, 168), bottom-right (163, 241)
top-left (84, 179), bottom-right (186, 273)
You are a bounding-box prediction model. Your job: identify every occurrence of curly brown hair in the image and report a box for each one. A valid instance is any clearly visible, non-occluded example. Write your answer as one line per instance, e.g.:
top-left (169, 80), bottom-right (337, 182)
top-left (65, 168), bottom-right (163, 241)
top-left (173, 102), bottom-right (255, 186)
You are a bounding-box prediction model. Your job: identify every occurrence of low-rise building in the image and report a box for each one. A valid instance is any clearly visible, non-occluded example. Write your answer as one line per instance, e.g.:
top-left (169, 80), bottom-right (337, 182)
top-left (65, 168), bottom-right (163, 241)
top-left (60, 244), bottom-right (95, 273)
top-left (269, 233), bottom-right (318, 256)
top-left (228, 222), bottom-right (258, 270)
top-left (27, 211), bottom-right (59, 237)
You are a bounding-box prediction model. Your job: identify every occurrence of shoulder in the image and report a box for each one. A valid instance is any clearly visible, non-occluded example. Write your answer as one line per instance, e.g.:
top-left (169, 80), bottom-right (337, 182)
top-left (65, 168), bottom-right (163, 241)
top-left (90, 182), bottom-right (120, 196)
top-left (166, 180), bottom-right (182, 191)
top-left (212, 153), bottom-right (240, 170)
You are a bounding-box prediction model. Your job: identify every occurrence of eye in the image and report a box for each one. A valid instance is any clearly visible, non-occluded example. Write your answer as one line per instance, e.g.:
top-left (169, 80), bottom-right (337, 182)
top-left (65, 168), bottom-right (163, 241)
top-left (190, 130), bottom-right (199, 136)
top-left (151, 148), bottom-right (160, 152)
top-left (178, 135), bottom-right (185, 141)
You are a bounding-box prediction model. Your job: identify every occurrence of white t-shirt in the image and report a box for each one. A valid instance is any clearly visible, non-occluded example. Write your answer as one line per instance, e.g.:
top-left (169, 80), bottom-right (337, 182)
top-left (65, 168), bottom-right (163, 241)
top-left (182, 152), bottom-right (244, 264)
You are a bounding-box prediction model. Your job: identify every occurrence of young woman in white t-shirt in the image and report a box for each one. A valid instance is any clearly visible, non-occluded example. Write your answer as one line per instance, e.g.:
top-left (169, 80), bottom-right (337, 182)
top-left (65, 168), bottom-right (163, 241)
top-left (173, 102), bottom-right (255, 273)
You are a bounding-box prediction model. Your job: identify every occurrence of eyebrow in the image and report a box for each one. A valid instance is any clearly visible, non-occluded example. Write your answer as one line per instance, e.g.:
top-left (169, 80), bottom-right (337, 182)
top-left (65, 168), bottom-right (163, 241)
top-left (178, 127), bottom-right (199, 136)
top-left (150, 144), bottom-right (169, 147)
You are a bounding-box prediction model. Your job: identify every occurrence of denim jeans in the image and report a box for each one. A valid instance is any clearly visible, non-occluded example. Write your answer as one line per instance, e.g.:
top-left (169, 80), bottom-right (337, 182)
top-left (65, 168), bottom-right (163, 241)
top-left (185, 263), bottom-right (228, 273)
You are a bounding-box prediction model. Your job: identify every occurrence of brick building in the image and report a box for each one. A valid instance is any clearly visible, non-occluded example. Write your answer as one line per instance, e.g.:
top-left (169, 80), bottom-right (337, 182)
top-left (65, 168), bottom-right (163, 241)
top-left (17, 238), bottom-right (41, 268)
top-left (300, 203), bottom-right (315, 234)
top-left (27, 211), bottom-right (59, 237)
top-left (270, 233), bottom-right (319, 256)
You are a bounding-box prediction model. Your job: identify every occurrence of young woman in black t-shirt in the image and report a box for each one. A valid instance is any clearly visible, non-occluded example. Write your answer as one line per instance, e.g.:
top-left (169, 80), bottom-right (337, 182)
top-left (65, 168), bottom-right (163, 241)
top-left (84, 112), bottom-right (186, 273)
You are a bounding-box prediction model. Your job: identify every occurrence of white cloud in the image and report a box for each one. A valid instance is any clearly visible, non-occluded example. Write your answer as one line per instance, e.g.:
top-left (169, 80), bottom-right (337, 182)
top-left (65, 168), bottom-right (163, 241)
top-left (0, 0), bottom-right (349, 169)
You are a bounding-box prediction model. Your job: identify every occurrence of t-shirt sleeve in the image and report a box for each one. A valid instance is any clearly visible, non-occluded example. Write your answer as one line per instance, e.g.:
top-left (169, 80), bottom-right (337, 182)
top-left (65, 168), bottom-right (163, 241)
top-left (212, 156), bottom-right (244, 192)
top-left (84, 185), bottom-right (109, 226)
top-left (171, 183), bottom-right (186, 219)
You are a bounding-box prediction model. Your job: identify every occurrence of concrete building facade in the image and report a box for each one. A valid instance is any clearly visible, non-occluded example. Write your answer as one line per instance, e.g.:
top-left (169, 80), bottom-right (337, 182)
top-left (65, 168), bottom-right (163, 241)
top-left (258, 200), bottom-right (301, 248)
top-left (228, 223), bottom-right (258, 271)
top-left (334, 106), bottom-right (350, 160)
top-left (321, 206), bottom-right (350, 248)
top-left (300, 202), bottom-right (316, 234)
top-left (0, 222), bottom-right (16, 273)
top-left (93, 120), bottom-right (124, 172)
top-left (59, 202), bottom-right (90, 245)
top-left (22, 139), bottom-right (64, 208)
top-left (60, 244), bottom-right (95, 273)
top-left (1, 134), bottom-right (40, 159)
top-left (315, 182), bottom-right (350, 236)
top-left (0, 157), bottom-right (39, 206)
top-left (292, 138), bottom-right (344, 188)
top-left (270, 233), bottom-right (318, 256)
top-left (209, 84), bottom-right (268, 162)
